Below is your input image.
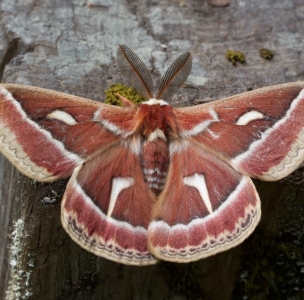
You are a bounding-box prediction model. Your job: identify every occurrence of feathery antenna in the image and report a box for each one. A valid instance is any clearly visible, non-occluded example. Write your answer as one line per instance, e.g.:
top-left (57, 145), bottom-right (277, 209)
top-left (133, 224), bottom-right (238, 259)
top-left (117, 45), bottom-right (154, 99)
top-left (117, 45), bottom-right (192, 101)
top-left (155, 52), bottom-right (192, 100)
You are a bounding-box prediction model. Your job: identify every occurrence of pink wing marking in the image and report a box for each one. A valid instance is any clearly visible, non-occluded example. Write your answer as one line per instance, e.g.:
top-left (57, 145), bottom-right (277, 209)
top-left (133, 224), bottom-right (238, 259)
top-left (148, 176), bottom-right (259, 262)
top-left (61, 145), bottom-right (158, 265)
top-left (62, 176), bottom-right (155, 265)
top-left (0, 84), bottom-right (139, 180)
top-left (93, 106), bottom-right (137, 137)
top-left (175, 84), bottom-right (304, 181)
top-left (41, 121), bottom-right (122, 157)
top-left (0, 86), bottom-right (82, 181)
top-left (232, 88), bottom-right (304, 180)
top-left (175, 107), bottom-right (219, 136)
top-left (148, 143), bottom-right (260, 262)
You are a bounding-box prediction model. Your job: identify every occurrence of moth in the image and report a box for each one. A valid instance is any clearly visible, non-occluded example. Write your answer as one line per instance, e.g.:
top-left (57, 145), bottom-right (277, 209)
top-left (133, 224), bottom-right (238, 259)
top-left (0, 45), bottom-right (304, 266)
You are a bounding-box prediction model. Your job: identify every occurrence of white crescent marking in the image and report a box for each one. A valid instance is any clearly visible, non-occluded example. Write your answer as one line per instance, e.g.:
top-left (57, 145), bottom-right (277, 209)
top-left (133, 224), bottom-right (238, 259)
top-left (236, 110), bottom-right (264, 126)
top-left (107, 177), bottom-right (134, 217)
top-left (183, 173), bottom-right (213, 214)
top-left (47, 110), bottom-right (77, 125)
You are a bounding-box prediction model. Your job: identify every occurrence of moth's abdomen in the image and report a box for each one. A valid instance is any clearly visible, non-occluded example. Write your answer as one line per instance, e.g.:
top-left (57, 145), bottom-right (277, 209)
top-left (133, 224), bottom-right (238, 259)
top-left (141, 130), bottom-right (169, 195)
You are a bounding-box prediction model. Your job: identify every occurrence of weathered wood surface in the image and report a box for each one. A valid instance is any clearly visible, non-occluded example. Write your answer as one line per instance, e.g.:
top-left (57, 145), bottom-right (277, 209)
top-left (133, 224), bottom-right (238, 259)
top-left (0, 0), bottom-right (303, 299)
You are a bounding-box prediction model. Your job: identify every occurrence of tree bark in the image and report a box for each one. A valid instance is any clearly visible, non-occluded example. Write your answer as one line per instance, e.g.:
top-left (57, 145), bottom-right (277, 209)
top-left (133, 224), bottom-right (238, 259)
top-left (0, 0), bottom-right (303, 299)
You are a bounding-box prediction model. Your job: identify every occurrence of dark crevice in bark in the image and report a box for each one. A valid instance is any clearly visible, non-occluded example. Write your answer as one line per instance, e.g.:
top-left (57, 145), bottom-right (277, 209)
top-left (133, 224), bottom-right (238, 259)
top-left (0, 37), bottom-right (34, 82)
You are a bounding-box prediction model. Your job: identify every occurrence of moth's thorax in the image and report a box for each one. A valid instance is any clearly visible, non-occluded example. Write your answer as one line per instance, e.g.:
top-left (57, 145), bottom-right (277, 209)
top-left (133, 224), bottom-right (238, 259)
top-left (136, 101), bottom-right (176, 195)
top-left (137, 101), bottom-right (178, 137)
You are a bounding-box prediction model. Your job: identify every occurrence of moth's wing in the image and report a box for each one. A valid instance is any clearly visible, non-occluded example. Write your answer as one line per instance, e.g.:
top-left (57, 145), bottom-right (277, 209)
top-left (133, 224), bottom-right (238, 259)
top-left (61, 143), bottom-right (158, 265)
top-left (148, 142), bottom-right (260, 262)
top-left (0, 84), bottom-right (136, 181)
top-left (175, 82), bottom-right (304, 181)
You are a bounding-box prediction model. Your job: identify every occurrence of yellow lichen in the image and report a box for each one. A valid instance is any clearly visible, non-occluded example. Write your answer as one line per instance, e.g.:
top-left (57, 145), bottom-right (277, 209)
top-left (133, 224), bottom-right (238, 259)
top-left (259, 48), bottom-right (274, 60)
top-left (105, 84), bottom-right (145, 106)
top-left (225, 50), bottom-right (246, 66)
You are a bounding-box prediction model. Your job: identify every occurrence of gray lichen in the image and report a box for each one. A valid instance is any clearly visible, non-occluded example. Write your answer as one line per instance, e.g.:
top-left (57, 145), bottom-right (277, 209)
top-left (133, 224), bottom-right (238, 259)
top-left (6, 220), bottom-right (33, 300)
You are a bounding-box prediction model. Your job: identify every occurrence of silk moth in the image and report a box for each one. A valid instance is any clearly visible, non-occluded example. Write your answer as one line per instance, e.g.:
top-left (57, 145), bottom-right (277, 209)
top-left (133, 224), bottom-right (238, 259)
top-left (0, 45), bottom-right (304, 266)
